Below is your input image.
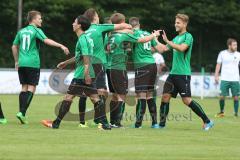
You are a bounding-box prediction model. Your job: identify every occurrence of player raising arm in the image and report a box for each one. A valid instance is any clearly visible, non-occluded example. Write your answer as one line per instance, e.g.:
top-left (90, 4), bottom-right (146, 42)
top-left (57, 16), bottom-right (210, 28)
top-left (12, 10), bottom-right (69, 124)
top-left (157, 14), bottom-right (213, 131)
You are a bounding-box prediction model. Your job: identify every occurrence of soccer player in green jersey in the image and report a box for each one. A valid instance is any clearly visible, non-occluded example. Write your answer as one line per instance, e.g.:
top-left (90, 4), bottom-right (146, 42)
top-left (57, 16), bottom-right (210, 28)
top-left (0, 102), bottom-right (7, 124)
top-left (107, 13), bottom-right (160, 128)
top-left (12, 10), bottom-right (69, 124)
top-left (41, 15), bottom-right (111, 130)
top-left (77, 8), bottom-right (132, 127)
top-left (129, 17), bottom-right (164, 129)
top-left (157, 14), bottom-right (213, 131)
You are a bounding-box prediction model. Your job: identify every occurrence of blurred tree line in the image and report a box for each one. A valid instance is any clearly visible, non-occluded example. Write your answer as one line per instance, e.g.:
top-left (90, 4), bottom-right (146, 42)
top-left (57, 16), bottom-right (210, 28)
top-left (1, 0), bottom-right (240, 72)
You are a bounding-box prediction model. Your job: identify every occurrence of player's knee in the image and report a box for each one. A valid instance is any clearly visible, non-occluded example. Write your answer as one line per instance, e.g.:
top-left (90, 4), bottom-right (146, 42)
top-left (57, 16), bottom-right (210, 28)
top-left (64, 94), bottom-right (73, 102)
top-left (118, 94), bottom-right (126, 101)
top-left (233, 96), bottom-right (239, 101)
top-left (220, 96), bottom-right (225, 100)
top-left (146, 92), bottom-right (153, 99)
top-left (182, 98), bottom-right (191, 105)
top-left (137, 93), bottom-right (146, 99)
top-left (162, 94), bottom-right (170, 102)
top-left (21, 85), bottom-right (28, 92)
top-left (112, 94), bottom-right (118, 101)
top-left (27, 85), bottom-right (36, 93)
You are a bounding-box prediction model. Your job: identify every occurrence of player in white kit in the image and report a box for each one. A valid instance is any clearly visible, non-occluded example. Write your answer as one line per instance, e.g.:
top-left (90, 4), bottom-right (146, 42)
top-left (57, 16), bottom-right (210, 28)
top-left (215, 38), bottom-right (240, 117)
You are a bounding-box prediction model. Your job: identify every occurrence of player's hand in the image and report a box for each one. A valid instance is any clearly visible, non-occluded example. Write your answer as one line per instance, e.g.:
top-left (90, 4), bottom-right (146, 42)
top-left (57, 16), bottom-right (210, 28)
top-left (152, 30), bottom-right (161, 37)
top-left (162, 30), bottom-right (169, 43)
top-left (60, 45), bottom-right (70, 55)
top-left (85, 75), bottom-right (92, 85)
top-left (123, 23), bottom-right (132, 29)
top-left (57, 62), bottom-right (67, 69)
top-left (106, 44), bottom-right (111, 54)
top-left (15, 62), bottom-right (18, 70)
top-left (215, 75), bottom-right (219, 84)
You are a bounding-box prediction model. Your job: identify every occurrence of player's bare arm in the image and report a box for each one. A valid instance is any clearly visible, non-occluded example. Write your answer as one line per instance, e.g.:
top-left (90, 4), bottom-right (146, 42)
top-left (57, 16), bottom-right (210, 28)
top-left (116, 29), bottom-right (134, 34)
top-left (44, 39), bottom-right (70, 55)
top-left (11, 45), bottom-right (19, 70)
top-left (154, 38), bottom-right (169, 53)
top-left (83, 55), bottom-right (91, 84)
top-left (57, 57), bottom-right (75, 69)
top-left (162, 30), bottom-right (189, 52)
top-left (214, 63), bottom-right (221, 84)
top-left (114, 23), bottom-right (132, 30)
top-left (137, 30), bottom-right (160, 43)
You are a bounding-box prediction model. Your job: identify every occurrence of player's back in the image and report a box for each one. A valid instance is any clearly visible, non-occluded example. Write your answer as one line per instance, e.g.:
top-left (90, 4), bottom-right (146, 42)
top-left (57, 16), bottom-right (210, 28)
top-left (17, 25), bottom-right (44, 54)
top-left (107, 32), bottom-right (137, 70)
top-left (13, 25), bottom-right (47, 68)
top-left (85, 24), bottom-right (114, 64)
top-left (132, 29), bottom-right (156, 68)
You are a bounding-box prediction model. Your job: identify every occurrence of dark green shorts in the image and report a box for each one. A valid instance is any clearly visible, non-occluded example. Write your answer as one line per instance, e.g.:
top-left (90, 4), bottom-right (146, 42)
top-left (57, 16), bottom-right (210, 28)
top-left (220, 80), bottom-right (240, 96)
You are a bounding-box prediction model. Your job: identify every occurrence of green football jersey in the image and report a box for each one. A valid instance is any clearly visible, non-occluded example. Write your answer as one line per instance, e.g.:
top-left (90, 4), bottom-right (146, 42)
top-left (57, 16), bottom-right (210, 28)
top-left (74, 33), bottom-right (95, 79)
top-left (107, 32), bottom-right (138, 70)
top-left (132, 29), bottom-right (157, 69)
top-left (104, 33), bottom-right (111, 70)
top-left (85, 24), bottom-right (114, 65)
top-left (167, 32), bottom-right (193, 75)
top-left (13, 25), bottom-right (47, 68)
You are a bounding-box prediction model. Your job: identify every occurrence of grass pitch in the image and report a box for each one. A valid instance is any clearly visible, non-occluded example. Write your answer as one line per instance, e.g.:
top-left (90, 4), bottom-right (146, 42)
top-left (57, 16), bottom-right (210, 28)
top-left (0, 95), bottom-right (240, 160)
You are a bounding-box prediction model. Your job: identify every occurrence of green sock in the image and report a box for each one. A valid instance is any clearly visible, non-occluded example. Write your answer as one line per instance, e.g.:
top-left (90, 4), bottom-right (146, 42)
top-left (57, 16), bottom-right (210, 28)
top-left (120, 102), bottom-right (125, 120)
top-left (22, 91), bottom-right (34, 116)
top-left (219, 99), bottom-right (225, 113)
top-left (135, 99), bottom-right (146, 127)
top-left (159, 102), bottom-right (169, 127)
top-left (188, 100), bottom-right (210, 123)
top-left (234, 100), bottom-right (239, 114)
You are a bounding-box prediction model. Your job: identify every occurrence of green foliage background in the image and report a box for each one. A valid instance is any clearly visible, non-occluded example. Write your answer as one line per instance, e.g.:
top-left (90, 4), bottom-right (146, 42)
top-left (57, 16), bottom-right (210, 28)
top-left (1, 0), bottom-right (240, 71)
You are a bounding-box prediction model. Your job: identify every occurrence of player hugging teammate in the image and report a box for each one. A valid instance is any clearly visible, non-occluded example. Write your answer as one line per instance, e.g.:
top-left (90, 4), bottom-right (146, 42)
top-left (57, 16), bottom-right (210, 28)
top-left (9, 9), bottom-right (214, 131)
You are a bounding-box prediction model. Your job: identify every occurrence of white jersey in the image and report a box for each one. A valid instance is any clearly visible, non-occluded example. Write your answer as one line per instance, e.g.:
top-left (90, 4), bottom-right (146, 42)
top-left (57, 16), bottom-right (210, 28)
top-left (153, 52), bottom-right (165, 65)
top-left (217, 49), bottom-right (240, 81)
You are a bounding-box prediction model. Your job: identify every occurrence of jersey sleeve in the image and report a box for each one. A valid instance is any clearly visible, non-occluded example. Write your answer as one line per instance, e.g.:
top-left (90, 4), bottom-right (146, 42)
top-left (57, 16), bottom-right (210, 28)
top-left (151, 39), bottom-right (157, 47)
top-left (98, 24), bottom-right (115, 33)
top-left (124, 34), bottom-right (138, 43)
top-left (36, 28), bottom-right (47, 42)
top-left (13, 32), bottom-right (20, 45)
top-left (166, 44), bottom-right (173, 50)
top-left (217, 52), bottom-right (223, 64)
top-left (183, 33), bottom-right (193, 46)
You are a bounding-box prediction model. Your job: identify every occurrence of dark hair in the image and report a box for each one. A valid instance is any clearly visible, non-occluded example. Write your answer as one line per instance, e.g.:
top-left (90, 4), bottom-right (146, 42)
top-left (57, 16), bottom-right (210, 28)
top-left (227, 38), bottom-right (237, 46)
top-left (110, 13), bottom-right (125, 24)
top-left (76, 15), bottom-right (91, 31)
top-left (27, 10), bottom-right (41, 23)
top-left (129, 17), bottom-right (139, 27)
top-left (83, 8), bottom-right (97, 22)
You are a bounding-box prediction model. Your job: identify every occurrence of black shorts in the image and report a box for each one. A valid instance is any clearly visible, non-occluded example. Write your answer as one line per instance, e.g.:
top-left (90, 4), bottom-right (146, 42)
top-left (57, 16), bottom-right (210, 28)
top-left (106, 69), bottom-right (128, 95)
top-left (92, 64), bottom-right (107, 89)
top-left (135, 64), bottom-right (157, 93)
top-left (18, 67), bottom-right (40, 86)
top-left (163, 74), bottom-right (191, 98)
top-left (67, 78), bottom-right (98, 96)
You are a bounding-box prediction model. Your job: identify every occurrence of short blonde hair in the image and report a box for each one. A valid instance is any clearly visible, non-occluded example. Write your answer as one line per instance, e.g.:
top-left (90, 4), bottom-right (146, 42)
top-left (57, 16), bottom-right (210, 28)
top-left (27, 10), bottom-right (41, 23)
top-left (129, 17), bottom-right (140, 27)
top-left (175, 13), bottom-right (189, 24)
top-left (110, 13), bottom-right (125, 24)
